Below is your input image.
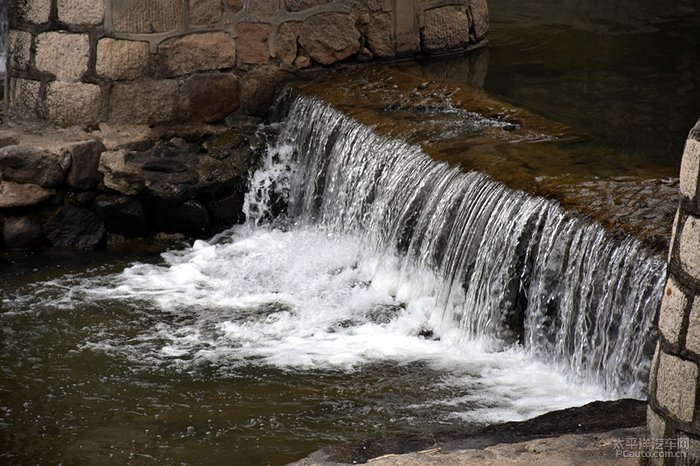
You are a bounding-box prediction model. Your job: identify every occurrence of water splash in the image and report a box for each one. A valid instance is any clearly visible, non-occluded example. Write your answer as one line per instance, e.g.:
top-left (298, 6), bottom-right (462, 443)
top-left (247, 95), bottom-right (665, 398)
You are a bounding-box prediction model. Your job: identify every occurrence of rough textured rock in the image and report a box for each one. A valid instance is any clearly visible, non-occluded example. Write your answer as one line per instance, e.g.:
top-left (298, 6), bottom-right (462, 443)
top-left (0, 131), bottom-right (20, 149)
top-left (10, 0), bottom-right (51, 25)
top-left (7, 78), bottom-right (41, 120)
top-left (188, 0), bottom-right (223, 25)
top-left (285, 0), bottom-right (331, 12)
top-left (113, 0), bottom-right (182, 33)
top-left (63, 140), bottom-right (106, 190)
top-left (35, 32), bottom-right (90, 82)
top-left (7, 30), bottom-right (32, 71)
top-left (226, 0), bottom-right (244, 12)
top-left (680, 216), bottom-right (700, 281)
top-left (45, 82), bottom-right (102, 127)
top-left (240, 64), bottom-right (293, 116)
top-left (299, 13), bottom-right (361, 65)
top-left (96, 38), bottom-right (150, 80)
top-left (2, 216), bottom-right (44, 249)
top-left (99, 149), bottom-right (149, 196)
top-left (236, 23), bottom-right (271, 66)
top-left (206, 190), bottom-right (246, 226)
top-left (0, 181), bottom-right (55, 208)
top-left (109, 80), bottom-right (180, 124)
top-left (153, 200), bottom-right (210, 237)
top-left (182, 73), bottom-right (239, 123)
top-left (468, 0), bottom-right (489, 41)
top-left (159, 32), bottom-right (236, 76)
top-left (421, 6), bottom-right (471, 53)
top-left (43, 204), bottom-right (105, 249)
top-left (250, 0), bottom-right (278, 17)
top-left (655, 352), bottom-right (697, 424)
top-left (57, 0), bottom-right (105, 25)
top-left (93, 195), bottom-right (149, 237)
top-left (0, 145), bottom-right (64, 187)
top-left (680, 137), bottom-right (700, 199)
top-left (274, 22), bottom-right (301, 65)
top-left (686, 297), bottom-right (700, 355)
top-left (658, 277), bottom-right (687, 346)
top-left (364, 12), bottom-right (395, 58)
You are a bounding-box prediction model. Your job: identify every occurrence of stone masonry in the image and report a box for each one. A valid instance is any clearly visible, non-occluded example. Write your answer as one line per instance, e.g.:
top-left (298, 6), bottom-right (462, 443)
top-left (648, 119), bottom-right (700, 465)
top-left (5, 0), bottom-right (489, 127)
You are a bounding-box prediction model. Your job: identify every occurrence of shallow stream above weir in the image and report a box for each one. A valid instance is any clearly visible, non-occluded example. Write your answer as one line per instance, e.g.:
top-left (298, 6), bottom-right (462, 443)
top-left (1, 1), bottom-right (699, 465)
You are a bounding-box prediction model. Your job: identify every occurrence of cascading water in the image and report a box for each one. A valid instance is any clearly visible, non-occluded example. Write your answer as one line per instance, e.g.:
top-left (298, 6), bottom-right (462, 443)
top-left (247, 94), bottom-right (666, 398)
top-left (0, 1), bottom-right (7, 77)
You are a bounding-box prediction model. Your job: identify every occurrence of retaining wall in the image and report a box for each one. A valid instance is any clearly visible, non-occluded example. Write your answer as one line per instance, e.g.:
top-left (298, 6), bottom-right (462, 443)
top-left (5, 0), bottom-right (488, 126)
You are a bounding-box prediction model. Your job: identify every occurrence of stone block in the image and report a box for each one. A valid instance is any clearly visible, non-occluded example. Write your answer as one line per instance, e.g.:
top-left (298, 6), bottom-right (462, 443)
top-left (647, 405), bottom-right (666, 440)
top-left (46, 82), bottom-right (102, 127)
top-left (236, 23), bottom-right (271, 66)
top-left (189, 0), bottom-right (223, 25)
top-left (113, 0), bottom-right (182, 33)
top-left (58, 0), bottom-right (105, 25)
top-left (10, 0), bottom-right (50, 25)
top-left (658, 276), bottom-right (687, 346)
top-left (62, 140), bottom-right (107, 190)
top-left (364, 12), bottom-right (395, 58)
top-left (686, 297), bottom-right (700, 355)
top-left (35, 32), bottom-right (90, 82)
top-left (2, 216), bottom-right (44, 250)
top-left (0, 145), bottom-right (65, 187)
top-left (250, 0), bottom-right (278, 16)
top-left (240, 65), bottom-right (292, 116)
top-left (285, 0), bottom-right (330, 11)
top-left (468, 0), bottom-right (489, 41)
top-left (0, 181), bottom-right (56, 208)
top-left (299, 13), bottom-right (361, 65)
top-left (274, 22), bottom-right (301, 65)
top-left (422, 6), bottom-right (471, 53)
top-left (182, 73), bottom-right (239, 123)
top-left (226, 0), bottom-right (244, 12)
top-left (96, 38), bottom-right (150, 80)
top-left (656, 352), bottom-right (697, 424)
top-left (681, 138), bottom-right (700, 200)
top-left (7, 78), bottom-right (41, 120)
top-left (109, 80), bottom-right (180, 124)
top-left (680, 216), bottom-right (700, 281)
top-left (7, 30), bottom-right (32, 71)
top-left (670, 210), bottom-right (680, 263)
top-left (159, 32), bottom-right (236, 76)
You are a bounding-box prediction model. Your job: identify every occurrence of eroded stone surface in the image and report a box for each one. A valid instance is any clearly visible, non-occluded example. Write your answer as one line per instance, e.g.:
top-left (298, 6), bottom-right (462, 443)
top-left (469, 0), bottom-right (489, 41)
top-left (94, 195), bottom-right (149, 237)
top-left (109, 80), bottom-right (180, 124)
top-left (159, 32), bottom-right (236, 76)
top-left (7, 30), bottom-right (32, 71)
top-left (63, 140), bottom-right (106, 190)
top-left (250, 0), bottom-right (278, 17)
top-left (0, 145), bottom-right (64, 188)
top-left (655, 352), bottom-right (697, 424)
top-left (182, 73), bottom-right (239, 123)
top-left (686, 297), bottom-right (700, 355)
top-left (0, 181), bottom-right (55, 208)
top-left (113, 0), bottom-right (182, 33)
top-left (299, 13), bottom-right (361, 65)
top-left (240, 65), bottom-right (293, 116)
top-left (236, 23), bottom-right (271, 66)
top-left (96, 39), bottom-right (150, 80)
top-left (364, 12), bottom-right (395, 58)
top-left (285, 0), bottom-right (331, 12)
top-left (58, 0), bottom-right (105, 25)
top-left (44, 204), bottom-right (106, 249)
top-left (274, 22), bottom-right (301, 65)
top-left (35, 32), bottom-right (90, 82)
top-left (658, 276), bottom-right (687, 346)
top-left (680, 138), bottom-right (700, 200)
top-left (2, 216), bottom-right (44, 249)
top-left (46, 82), bottom-right (102, 127)
top-left (7, 78), bottom-right (41, 120)
top-left (422, 6), bottom-right (471, 53)
top-left (10, 0), bottom-right (50, 25)
top-left (679, 216), bottom-right (700, 281)
top-left (189, 0), bottom-right (223, 25)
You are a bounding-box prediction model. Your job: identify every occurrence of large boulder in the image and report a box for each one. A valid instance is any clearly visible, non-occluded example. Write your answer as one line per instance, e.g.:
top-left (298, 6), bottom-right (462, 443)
top-left (93, 194), bottom-right (149, 237)
top-left (152, 200), bottom-right (210, 237)
top-left (0, 145), bottom-right (64, 187)
top-left (0, 181), bottom-right (56, 208)
top-left (299, 13), bottom-right (361, 65)
top-left (2, 216), bottom-right (44, 249)
top-left (62, 139), bottom-right (106, 190)
top-left (182, 73), bottom-right (239, 123)
top-left (43, 204), bottom-right (105, 249)
top-left (421, 6), bottom-right (471, 53)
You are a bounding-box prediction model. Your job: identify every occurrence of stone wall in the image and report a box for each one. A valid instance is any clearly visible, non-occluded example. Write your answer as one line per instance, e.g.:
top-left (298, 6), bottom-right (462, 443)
top-left (648, 119), bottom-right (700, 465)
top-left (5, 0), bottom-right (488, 127)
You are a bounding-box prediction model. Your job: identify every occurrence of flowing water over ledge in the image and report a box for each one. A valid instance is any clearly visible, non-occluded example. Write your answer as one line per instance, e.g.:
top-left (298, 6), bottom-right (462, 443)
top-left (0, 95), bottom-right (665, 465)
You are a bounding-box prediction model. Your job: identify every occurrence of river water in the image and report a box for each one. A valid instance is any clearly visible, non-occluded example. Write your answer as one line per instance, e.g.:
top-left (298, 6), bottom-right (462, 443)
top-left (0, 1), bottom-right (695, 465)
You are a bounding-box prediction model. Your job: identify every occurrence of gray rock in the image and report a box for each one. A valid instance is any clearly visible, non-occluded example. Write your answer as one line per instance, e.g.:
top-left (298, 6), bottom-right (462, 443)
top-left (0, 131), bottom-right (20, 149)
top-left (93, 194), bottom-right (149, 237)
top-left (43, 204), bottom-right (105, 249)
top-left (240, 65), bottom-right (293, 116)
top-left (0, 145), bottom-right (64, 187)
top-left (0, 180), bottom-right (56, 208)
top-left (182, 73), bottom-right (239, 123)
top-left (2, 216), bottom-right (44, 249)
top-left (63, 139), bottom-right (106, 190)
top-left (299, 13), bottom-right (361, 65)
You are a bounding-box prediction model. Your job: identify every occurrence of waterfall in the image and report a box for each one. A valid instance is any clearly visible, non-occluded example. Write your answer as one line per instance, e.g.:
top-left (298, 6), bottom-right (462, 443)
top-left (247, 95), bottom-right (666, 398)
top-left (0, 1), bottom-right (7, 78)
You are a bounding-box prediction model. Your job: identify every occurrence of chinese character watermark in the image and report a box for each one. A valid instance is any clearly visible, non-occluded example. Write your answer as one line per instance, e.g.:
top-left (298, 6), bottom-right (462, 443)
top-left (613, 436), bottom-right (688, 459)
